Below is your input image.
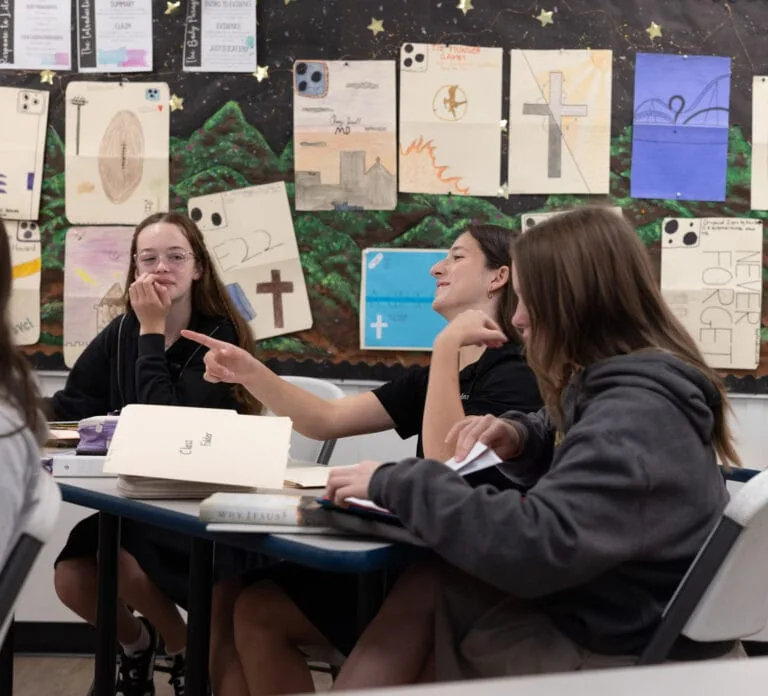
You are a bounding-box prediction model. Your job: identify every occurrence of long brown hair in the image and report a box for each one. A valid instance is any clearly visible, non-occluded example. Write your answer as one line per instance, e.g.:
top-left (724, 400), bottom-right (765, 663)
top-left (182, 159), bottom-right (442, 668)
top-left (465, 224), bottom-right (521, 343)
top-left (123, 212), bottom-right (262, 415)
top-left (0, 220), bottom-right (42, 439)
top-left (515, 206), bottom-right (740, 467)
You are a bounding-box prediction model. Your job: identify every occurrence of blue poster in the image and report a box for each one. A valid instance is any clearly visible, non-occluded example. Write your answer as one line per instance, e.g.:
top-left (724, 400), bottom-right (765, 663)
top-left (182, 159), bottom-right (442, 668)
top-left (361, 248), bottom-right (448, 350)
top-left (630, 53), bottom-right (731, 202)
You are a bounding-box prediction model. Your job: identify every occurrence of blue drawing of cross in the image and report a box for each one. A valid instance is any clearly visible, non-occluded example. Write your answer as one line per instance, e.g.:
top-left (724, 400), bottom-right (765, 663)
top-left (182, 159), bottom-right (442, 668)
top-left (370, 314), bottom-right (388, 340)
top-left (523, 72), bottom-right (588, 178)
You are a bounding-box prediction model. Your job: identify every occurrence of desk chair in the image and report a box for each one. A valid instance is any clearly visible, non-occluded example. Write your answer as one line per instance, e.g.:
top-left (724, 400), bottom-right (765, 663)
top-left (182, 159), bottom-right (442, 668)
top-left (0, 472), bottom-right (62, 694)
top-left (638, 467), bottom-right (768, 664)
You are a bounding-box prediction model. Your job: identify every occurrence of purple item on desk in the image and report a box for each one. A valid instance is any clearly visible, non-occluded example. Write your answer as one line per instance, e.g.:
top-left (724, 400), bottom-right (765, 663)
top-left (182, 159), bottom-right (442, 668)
top-left (77, 415), bottom-right (119, 455)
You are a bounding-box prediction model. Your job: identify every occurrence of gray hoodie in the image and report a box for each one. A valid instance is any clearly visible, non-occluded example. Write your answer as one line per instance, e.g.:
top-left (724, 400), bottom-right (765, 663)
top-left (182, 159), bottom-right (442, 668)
top-left (369, 352), bottom-right (728, 655)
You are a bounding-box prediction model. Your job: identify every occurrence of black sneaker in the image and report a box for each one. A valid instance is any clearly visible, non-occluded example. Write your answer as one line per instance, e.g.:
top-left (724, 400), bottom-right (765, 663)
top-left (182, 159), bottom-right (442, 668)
top-left (116, 617), bottom-right (158, 696)
top-left (165, 653), bottom-right (186, 696)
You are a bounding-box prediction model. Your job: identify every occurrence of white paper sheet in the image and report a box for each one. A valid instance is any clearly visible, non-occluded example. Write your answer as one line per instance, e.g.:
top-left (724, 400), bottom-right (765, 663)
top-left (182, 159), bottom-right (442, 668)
top-left (5, 220), bottom-right (40, 345)
top-left (521, 206), bottom-right (622, 232)
top-left (183, 0), bottom-right (257, 73)
top-left (0, 0), bottom-right (71, 70)
top-left (660, 217), bottom-right (763, 369)
top-left (76, 0), bottom-right (153, 73)
top-left (752, 77), bottom-right (768, 210)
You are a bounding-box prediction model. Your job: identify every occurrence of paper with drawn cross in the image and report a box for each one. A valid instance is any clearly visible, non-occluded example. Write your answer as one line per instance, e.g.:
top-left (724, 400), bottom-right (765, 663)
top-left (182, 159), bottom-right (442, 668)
top-left (5, 220), bottom-right (41, 346)
top-left (187, 181), bottom-right (313, 340)
top-left (399, 43), bottom-right (503, 197)
top-left (103, 404), bottom-right (293, 489)
top-left (0, 87), bottom-right (49, 221)
top-left (293, 59), bottom-right (397, 211)
top-left (65, 81), bottom-right (169, 225)
top-left (660, 217), bottom-right (763, 370)
top-left (508, 49), bottom-right (612, 195)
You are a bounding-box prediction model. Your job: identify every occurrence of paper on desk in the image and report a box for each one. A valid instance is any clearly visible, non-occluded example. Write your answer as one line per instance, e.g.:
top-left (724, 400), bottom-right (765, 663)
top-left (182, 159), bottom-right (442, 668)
top-left (103, 404), bottom-right (292, 489)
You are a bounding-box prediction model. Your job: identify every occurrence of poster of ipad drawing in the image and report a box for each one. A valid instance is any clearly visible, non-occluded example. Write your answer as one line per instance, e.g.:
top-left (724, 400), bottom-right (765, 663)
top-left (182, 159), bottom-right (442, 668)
top-left (521, 206), bottom-right (622, 232)
top-left (399, 43), bottom-right (503, 197)
top-left (751, 77), bottom-right (768, 210)
top-left (660, 217), bottom-right (762, 370)
top-left (64, 227), bottom-right (133, 368)
top-left (76, 0), bottom-right (153, 72)
top-left (0, 87), bottom-right (48, 221)
top-left (293, 60), bottom-right (397, 211)
top-left (65, 82), bottom-right (170, 225)
top-left (631, 53), bottom-right (731, 202)
top-left (0, 0), bottom-right (71, 70)
top-left (183, 0), bottom-right (257, 72)
top-left (361, 248), bottom-right (449, 351)
top-left (5, 221), bottom-right (41, 345)
top-left (508, 50), bottom-right (612, 195)
top-left (188, 182), bottom-right (313, 340)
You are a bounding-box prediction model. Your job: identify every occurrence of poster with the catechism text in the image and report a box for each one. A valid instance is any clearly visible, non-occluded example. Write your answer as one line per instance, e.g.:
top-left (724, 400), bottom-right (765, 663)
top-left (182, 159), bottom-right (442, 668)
top-left (660, 217), bottom-right (763, 370)
top-left (183, 0), bottom-right (257, 73)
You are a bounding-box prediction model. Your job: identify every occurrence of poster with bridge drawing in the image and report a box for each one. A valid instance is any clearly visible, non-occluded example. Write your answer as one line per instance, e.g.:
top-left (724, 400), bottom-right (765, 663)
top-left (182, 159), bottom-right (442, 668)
top-left (63, 227), bottom-right (133, 368)
top-left (399, 44), bottom-right (503, 197)
top-left (660, 217), bottom-right (762, 370)
top-left (508, 50), bottom-right (612, 195)
top-left (65, 81), bottom-right (170, 224)
top-left (293, 59), bottom-right (397, 211)
top-left (188, 181), bottom-right (313, 340)
top-left (0, 87), bottom-right (49, 221)
top-left (5, 221), bottom-right (41, 346)
top-left (631, 53), bottom-right (731, 202)
top-left (360, 248), bottom-right (448, 351)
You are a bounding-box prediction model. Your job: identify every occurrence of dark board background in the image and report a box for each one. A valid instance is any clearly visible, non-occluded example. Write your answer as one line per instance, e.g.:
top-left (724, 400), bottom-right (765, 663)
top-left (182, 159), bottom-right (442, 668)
top-left (1, 0), bottom-right (767, 390)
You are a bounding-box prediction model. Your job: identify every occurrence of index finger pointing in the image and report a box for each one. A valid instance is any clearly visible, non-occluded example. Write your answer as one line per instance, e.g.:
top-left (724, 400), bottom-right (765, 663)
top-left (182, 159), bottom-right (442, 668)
top-left (181, 329), bottom-right (226, 350)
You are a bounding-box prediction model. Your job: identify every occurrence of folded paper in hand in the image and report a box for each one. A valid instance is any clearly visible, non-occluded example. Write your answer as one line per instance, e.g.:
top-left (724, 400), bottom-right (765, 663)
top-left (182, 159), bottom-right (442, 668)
top-left (102, 404), bottom-right (292, 489)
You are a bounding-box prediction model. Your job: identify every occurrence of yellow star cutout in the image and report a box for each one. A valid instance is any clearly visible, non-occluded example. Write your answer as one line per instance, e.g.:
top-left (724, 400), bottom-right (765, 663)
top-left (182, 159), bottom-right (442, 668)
top-left (165, 1), bottom-right (181, 15)
top-left (457, 0), bottom-right (474, 16)
top-left (169, 94), bottom-right (184, 112)
top-left (646, 21), bottom-right (662, 40)
top-left (497, 183), bottom-right (510, 200)
top-left (253, 65), bottom-right (269, 82)
top-left (39, 69), bottom-right (55, 85)
top-left (536, 9), bottom-right (554, 27)
top-left (367, 18), bottom-right (384, 36)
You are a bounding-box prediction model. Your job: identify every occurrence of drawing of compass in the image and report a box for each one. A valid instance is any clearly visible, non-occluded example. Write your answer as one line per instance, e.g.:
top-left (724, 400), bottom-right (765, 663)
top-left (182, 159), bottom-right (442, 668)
top-left (432, 85), bottom-right (468, 121)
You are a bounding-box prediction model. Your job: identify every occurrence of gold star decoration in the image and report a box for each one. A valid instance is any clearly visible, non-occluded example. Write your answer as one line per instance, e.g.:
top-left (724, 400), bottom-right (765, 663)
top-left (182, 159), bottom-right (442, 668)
top-left (457, 0), bottom-right (474, 16)
top-left (169, 94), bottom-right (184, 112)
top-left (165, 1), bottom-right (181, 15)
top-left (39, 69), bottom-right (55, 85)
top-left (367, 18), bottom-right (384, 36)
top-left (646, 22), bottom-right (662, 40)
top-left (497, 183), bottom-right (510, 200)
top-left (500, 118), bottom-right (508, 132)
top-left (536, 9), bottom-right (554, 27)
top-left (253, 65), bottom-right (269, 82)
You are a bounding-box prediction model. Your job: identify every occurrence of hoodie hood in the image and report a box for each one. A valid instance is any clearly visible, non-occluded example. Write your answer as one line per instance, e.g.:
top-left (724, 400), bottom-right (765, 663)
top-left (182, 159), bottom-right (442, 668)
top-left (565, 351), bottom-right (719, 446)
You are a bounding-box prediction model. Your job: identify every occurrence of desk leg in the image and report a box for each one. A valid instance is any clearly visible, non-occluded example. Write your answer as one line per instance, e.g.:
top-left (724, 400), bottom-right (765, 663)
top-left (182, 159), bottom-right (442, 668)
top-left (186, 538), bottom-right (214, 696)
top-left (0, 618), bottom-right (14, 694)
top-left (356, 571), bottom-right (388, 635)
top-left (95, 512), bottom-right (120, 696)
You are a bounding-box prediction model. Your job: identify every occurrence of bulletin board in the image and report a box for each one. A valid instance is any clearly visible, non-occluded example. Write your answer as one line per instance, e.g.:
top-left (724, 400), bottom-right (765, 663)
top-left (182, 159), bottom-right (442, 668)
top-left (2, 0), bottom-right (768, 391)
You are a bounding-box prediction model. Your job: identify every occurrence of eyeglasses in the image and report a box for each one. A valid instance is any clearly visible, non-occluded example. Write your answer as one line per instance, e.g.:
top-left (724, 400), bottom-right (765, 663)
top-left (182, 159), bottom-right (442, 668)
top-left (135, 250), bottom-right (195, 270)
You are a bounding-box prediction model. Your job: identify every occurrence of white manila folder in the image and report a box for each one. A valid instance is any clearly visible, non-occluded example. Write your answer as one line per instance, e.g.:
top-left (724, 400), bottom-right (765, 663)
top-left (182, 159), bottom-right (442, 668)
top-left (102, 404), bottom-right (292, 489)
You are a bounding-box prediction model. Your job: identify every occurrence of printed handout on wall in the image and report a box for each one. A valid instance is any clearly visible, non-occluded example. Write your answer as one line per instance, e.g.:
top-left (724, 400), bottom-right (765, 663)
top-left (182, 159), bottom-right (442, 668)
top-left (521, 206), bottom-right (622, 232)
top-left (0, 86), bottom-right (48, 221)
top-left (360, 248), bottom-right (448, 351)
top-left (399, 43), bottom-right (503, 197)
top-left (0, 0), bottom-right (71, 70)
top-left (188, 182), bottom-right (313, 340)
top-left (64, 227), bottom-right (133, 368)
top-left (751, 77), bottom-right (768, 210)
top-left (660, 217), bottom-right (762, 370)
top-left (76, 0), bottom-right (153, 72)
top-left (631, 53), bottom-right (731, 202)
top-left (293, 60), bottom-right (397, 211)
top-left (5, 220), bottom-right (41, 346)
top-left (183, 0), bottom-right (257, 73)
top-left (65, 81), bottom-right (170, 225)
top-left (508, 49), bottom-right (612, 194)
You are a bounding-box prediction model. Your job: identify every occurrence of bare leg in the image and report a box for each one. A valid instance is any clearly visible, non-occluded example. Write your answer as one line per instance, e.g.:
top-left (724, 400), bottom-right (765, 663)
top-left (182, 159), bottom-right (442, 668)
top-left (54, 555), bottom-right (147, 646)
top-left (234, 580), bottom-right (331, 695)
top-left (210, 577), bottom-right (250, 696)
top-left (333, 562), bottom-right (438, 690)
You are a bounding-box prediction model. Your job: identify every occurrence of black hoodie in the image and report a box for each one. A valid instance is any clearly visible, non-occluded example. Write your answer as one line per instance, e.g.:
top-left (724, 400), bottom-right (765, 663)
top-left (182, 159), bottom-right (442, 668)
top-left (47, 311), bottom-right (243, 420)
top-left (369, 352), bottom-right (728, 655)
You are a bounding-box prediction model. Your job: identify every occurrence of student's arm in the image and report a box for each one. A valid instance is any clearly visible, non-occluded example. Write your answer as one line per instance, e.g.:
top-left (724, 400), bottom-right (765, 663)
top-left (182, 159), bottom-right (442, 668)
top-left (369, 388), bottom-right (683, 598)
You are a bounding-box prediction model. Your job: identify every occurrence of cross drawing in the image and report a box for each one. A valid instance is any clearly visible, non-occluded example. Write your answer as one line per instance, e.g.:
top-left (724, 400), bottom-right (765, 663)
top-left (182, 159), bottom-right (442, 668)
top-left (256, 269), bottom-right (294, 329)
top-left (369, 314), bottom-right (388, 340)
top-left (523, 72), bottom-right (588, 178)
